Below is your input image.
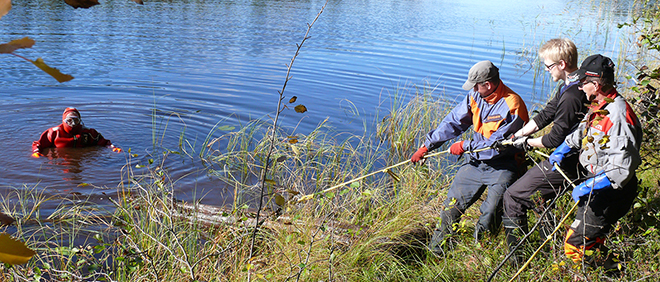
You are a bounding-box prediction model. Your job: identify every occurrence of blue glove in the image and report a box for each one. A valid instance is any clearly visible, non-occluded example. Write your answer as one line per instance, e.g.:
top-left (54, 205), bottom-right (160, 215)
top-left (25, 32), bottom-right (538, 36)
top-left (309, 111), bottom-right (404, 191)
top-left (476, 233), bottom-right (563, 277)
top-left (548, 142), bottom-right (576, 171)
top-left (572, 172), bottom-right (612, 202)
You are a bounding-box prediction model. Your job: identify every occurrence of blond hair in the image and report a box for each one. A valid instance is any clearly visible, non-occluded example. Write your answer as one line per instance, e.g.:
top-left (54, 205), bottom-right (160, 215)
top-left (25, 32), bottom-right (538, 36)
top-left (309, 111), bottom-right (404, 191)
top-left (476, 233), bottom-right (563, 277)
top-left (538, 38), bottom-right (578, 69)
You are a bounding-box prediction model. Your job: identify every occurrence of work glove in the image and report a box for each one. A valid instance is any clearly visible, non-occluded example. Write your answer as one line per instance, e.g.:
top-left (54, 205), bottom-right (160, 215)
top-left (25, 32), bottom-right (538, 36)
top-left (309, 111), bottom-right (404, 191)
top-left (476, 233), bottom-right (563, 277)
top-left (548, 142), bottom-right (575, 171)
top-left (410, 146), bottom-right (428, 163)
top-left (572, 172), bottom-right (612, 202)
top-left (449, 141), bottom-right (465, 155)
top-left (511, 136), bottom-right (531, 151)
top-left (31, 152), bottom-right (43, 158)
top-left (110, 145), bottom-right (122, 153)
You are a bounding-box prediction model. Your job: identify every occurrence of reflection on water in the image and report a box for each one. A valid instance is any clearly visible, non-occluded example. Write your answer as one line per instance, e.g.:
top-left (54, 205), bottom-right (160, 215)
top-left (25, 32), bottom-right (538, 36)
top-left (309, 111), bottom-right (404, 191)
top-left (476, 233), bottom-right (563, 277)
top-left (0, 0), bottom-right (634, 214)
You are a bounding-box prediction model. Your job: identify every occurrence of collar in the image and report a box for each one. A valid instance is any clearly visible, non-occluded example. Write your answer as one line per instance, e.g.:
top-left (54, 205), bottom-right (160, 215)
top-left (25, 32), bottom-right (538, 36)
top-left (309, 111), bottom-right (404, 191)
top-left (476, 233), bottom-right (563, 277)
top-left (590, 88), bottom-right (618, 111)
top-left (482, 81), bottom-right (505, 104)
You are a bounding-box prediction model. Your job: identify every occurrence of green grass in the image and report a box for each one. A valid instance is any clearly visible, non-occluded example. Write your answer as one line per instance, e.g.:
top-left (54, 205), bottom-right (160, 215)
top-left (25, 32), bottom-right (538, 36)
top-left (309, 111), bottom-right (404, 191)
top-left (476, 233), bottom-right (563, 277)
top-left (2, 77), bottom-right (659, 281)
top-left (3, 1), bottom-right (660, 281)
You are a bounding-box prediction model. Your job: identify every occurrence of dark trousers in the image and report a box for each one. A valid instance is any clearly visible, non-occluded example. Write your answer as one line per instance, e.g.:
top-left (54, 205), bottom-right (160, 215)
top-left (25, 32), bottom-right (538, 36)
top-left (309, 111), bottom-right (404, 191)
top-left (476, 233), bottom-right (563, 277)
top-left (564, 174), bottom-right (638, 262)
top-left (503, 156), bottom-right (580, 219)
top-left (441, 157), bottom-right (519, 235)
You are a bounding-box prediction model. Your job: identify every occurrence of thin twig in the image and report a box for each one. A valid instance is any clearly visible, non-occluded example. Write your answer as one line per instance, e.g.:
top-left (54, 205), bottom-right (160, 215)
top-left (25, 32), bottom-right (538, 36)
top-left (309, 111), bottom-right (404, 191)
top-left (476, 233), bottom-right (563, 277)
top-left (248, 1), bottom-right (328, 281)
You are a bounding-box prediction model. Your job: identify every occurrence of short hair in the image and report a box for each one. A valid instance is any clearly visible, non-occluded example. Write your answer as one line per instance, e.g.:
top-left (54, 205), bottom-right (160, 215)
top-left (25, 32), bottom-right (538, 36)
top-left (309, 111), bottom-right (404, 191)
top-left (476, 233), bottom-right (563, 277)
top-left (538, 38), bottom-right (578, 69)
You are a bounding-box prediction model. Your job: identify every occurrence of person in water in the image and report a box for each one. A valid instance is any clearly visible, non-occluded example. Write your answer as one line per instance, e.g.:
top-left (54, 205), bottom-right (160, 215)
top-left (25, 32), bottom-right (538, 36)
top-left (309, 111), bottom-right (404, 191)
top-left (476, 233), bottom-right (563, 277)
top-left (31, 107), bottom-right (122, 157)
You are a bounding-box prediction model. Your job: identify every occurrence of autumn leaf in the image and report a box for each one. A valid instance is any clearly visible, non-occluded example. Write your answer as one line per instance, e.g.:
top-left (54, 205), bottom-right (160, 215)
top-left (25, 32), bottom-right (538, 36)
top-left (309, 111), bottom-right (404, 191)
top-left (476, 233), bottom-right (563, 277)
top-left (0, 0), bottom-right (10, 20)
top-left (0, 233), bottom-right (36, 265)
top-left (287, 136), bottom-right (299, 144)
top-left (598, 135), bottom-right (611, 145)
top-left (289, 96), bottom-right (297, 103)
top-left (0, 37), bottom-right (35, 54)
top-left (274, 193), bottom-right (286, 206)
top-left (31, 58), bottom-right (74, 83)
top-left (294, 105), bottom-right (307, 113)
top-left (64, 0), bottom-right (100, 9)
top-left (595, 109), bottom-right (610, 115)
top-left (604, 97), bottom-right (615, 103)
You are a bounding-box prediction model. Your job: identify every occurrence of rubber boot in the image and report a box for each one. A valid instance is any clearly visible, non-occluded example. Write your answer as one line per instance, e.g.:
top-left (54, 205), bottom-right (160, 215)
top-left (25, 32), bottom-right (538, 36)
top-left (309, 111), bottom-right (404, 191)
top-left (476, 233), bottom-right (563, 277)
top-left (584, 246), bottom-right (624, 275)
top-left (503, 216), bottom-right (528, 265)
top-left (428, 208), bottom-right (461, 256)
top-left (473, 223), bottom-right (486, 244)
top-left (537, 212), bottom-right (556, 248)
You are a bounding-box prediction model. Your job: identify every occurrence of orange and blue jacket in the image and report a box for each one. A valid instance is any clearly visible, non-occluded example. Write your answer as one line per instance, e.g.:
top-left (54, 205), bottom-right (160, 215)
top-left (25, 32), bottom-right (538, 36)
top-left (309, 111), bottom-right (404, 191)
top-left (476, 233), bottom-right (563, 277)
top-left (423, 81), bottom-right (529, 161)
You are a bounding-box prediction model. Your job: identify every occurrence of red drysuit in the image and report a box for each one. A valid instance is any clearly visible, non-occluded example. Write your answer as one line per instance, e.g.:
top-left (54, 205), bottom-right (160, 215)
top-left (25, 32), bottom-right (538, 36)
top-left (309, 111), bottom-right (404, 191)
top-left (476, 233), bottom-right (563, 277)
top-left (32, 107), bottom-right (113, 154)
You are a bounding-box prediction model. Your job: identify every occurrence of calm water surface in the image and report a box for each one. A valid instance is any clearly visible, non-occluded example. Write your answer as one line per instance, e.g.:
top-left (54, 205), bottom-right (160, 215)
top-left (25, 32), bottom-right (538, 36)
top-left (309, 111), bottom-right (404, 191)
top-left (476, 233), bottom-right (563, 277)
top-left (0, 0), bottom-right (634, 212)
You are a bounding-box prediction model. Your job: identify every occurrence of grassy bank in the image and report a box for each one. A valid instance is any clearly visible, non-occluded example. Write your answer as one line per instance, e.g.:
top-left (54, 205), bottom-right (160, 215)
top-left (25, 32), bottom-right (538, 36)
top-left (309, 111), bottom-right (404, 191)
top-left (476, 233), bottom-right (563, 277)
top-left (2, 77), bottom-right (660, 281)
top-left (3, 2), bottom-right (660, 282)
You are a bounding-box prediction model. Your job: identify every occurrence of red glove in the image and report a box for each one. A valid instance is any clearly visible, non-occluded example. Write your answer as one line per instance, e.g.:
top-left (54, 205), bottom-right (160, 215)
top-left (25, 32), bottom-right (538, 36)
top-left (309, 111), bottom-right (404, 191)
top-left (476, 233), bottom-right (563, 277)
top-left (449, 141), bottom-right (465, 155)
top-left (411, 146), bottom-right (428, 163)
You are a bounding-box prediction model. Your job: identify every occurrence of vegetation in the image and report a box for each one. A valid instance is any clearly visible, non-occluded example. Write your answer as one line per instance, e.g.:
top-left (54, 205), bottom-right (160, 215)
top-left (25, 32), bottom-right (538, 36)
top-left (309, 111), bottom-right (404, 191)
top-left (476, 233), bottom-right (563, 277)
top-left (2, 1), bottom-right (660, 282)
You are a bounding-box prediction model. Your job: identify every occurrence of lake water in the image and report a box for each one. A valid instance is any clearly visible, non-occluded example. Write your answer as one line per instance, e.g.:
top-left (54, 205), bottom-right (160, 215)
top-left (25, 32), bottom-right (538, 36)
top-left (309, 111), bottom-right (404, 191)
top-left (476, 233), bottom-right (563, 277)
top-left (0, 0), bottom-right (635, 212)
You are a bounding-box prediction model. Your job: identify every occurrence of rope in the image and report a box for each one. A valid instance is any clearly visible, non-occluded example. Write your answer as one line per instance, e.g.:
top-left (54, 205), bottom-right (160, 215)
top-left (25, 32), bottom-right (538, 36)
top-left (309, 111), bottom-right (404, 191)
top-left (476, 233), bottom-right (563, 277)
top-left (509, 195), bottom-right (579, 281)
top-left (295, 146), bottom-right (494, 203)
top-left (487, 150), bottom-right (580, 282)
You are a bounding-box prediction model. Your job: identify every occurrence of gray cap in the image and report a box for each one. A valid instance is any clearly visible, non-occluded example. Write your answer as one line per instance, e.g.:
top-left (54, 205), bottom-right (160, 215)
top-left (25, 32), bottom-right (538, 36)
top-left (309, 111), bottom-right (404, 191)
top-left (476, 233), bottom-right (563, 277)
top-left (462, 60), bottom-right (500, 90)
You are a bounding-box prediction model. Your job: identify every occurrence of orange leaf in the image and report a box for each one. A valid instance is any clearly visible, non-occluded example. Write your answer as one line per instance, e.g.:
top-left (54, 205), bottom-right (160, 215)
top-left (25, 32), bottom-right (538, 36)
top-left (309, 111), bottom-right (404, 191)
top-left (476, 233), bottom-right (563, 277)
top-left (0, 37), bottom-right (35, 54)
top-left (0, 233), bottom-right (35, 265)
top-left (64, 0), bottom-right (100, 9)
top-left (31, 58), bottom-right (74, 83)
top-left (0, 0), bottom-right (10, 20)
top-left (294, 105), bottom-right (307, 113)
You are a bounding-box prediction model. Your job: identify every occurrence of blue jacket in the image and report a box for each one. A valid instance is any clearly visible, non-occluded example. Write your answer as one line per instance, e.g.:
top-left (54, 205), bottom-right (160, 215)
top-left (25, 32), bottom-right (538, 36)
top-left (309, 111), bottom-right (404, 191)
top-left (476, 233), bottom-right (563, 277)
top-left (423, 81), bottom-right (529, 161)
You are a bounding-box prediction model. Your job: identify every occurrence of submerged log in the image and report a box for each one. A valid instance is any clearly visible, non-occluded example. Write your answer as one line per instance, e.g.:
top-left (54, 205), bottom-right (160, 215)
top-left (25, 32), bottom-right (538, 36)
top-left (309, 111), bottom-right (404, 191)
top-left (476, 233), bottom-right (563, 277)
top-left (171, 200), bottom-right (367, 246)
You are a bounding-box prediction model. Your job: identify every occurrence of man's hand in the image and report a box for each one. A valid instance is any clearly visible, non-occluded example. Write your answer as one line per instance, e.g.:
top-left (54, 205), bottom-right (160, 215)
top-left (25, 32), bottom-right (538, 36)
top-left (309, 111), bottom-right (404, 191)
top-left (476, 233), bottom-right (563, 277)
top-left (411, 146), bottom-right (428, 164)
top-left (449, 141), bottom-right (465, 155)
top-left (511, 136), bottom-right (531, 151)
top-left (493, 139), bottom-right (512, 151)
top-left (549, 142), bottom-right (575, 171)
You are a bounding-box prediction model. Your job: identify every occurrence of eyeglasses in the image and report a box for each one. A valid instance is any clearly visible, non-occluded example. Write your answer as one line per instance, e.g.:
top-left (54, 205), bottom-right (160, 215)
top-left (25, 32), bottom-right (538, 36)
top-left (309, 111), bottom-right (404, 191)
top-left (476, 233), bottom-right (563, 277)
top-left (544, 62), bottom-right (558, 70)
top-left (578, 80), bottom-right (598, 87)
